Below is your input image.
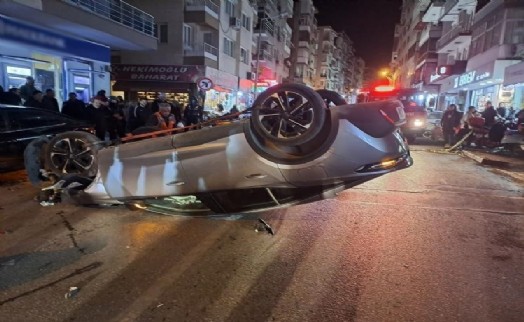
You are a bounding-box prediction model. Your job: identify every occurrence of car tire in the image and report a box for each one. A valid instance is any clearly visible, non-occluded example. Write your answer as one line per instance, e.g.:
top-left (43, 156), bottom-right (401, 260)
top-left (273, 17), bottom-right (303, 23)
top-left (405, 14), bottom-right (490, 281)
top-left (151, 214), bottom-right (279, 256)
top-left (45, 131), bottom-right (101, 177)
top-left (250, 83), bottom-right (327, 146)
top-left (316, 89), bottom-right (347, 107)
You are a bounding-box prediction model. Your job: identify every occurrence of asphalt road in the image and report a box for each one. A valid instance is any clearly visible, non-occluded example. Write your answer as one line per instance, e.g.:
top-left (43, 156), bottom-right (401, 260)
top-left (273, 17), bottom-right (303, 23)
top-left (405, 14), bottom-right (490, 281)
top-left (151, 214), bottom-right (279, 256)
top-left (0, 146), bottom-right (523, 322)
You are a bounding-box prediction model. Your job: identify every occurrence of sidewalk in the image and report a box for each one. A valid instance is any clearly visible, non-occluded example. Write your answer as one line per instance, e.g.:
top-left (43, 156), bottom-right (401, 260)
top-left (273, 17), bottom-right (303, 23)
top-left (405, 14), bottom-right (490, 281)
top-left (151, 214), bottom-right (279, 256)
top-left (460, 149), bottom-right (524, 183)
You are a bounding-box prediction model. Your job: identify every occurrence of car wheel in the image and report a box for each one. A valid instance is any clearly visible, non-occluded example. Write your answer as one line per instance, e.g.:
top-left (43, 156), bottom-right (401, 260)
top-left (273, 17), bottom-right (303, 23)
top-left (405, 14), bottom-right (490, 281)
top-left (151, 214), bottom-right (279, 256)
top-left (316, 89), bottom-right (347, 107)
top-left (250, 83), bottom-right (327, 146)
top-left (45, 131), bottom-right (101, 177)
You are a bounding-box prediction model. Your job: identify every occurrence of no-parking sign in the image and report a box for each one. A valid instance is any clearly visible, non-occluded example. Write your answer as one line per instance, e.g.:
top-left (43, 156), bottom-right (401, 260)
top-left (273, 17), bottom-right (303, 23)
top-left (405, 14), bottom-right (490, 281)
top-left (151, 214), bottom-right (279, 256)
top-left (197, 77), bottom-right (214, 90)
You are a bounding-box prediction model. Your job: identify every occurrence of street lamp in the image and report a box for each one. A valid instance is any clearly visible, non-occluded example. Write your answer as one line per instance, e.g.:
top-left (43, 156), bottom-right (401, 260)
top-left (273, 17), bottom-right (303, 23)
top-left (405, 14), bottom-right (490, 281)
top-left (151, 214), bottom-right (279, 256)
top-left (253, 13), bottom-right (289, 98)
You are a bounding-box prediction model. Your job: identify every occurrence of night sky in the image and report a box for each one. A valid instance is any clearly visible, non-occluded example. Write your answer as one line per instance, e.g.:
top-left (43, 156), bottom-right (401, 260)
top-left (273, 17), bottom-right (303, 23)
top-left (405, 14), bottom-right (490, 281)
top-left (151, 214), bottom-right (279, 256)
top-left (312, 0), bottom-right (403, 70)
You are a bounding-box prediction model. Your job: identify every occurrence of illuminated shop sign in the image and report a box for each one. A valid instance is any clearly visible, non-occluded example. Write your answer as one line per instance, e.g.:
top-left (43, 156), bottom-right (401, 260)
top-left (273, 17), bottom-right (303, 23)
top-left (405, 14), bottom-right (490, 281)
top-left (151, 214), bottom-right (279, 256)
top-left (453, 70), bottom-right (492, 88)
top-left (0, 16), bottom-right (109, 62)
top-left (111, 64), bottom-right (205, 82)
top-left (437, 65), bottom-right (452, 75)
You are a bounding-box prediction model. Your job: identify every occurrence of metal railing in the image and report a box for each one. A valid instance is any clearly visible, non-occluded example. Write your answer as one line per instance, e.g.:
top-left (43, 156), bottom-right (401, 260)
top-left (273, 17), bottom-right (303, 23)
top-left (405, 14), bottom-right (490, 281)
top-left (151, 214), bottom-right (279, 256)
top-left (184, 43), bottom-right (218, 58)
top-left (185, 0), bottom-right (220, 16)
top-left (62, 0), bottom-right (155, 37)
top-left (436, 18), bottom-right (472, 49)
top-left (255, 19), bottom-right (275, 37)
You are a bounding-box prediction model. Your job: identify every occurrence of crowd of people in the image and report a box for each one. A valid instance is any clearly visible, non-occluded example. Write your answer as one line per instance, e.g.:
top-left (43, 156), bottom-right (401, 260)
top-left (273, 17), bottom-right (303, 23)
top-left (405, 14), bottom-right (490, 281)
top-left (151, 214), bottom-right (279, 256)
top-left (440, 101), bottom-right (524, 148)
top-left (0, 76), bottom-right (237, 141)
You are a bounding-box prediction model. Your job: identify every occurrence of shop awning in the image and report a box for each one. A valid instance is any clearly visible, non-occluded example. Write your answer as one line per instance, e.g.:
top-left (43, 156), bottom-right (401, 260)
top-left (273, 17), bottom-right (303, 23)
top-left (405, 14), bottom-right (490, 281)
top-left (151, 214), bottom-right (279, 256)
top-left (212, 85), bottom-right (232, 93)
top-left (112, 81), bottom-right (194, 92)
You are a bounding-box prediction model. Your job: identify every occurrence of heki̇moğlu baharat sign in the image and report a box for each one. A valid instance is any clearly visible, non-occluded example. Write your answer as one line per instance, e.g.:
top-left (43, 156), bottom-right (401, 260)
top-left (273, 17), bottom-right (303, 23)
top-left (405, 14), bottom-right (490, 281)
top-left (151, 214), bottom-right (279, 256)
top-left (111, 65), bottom-right (205, 82)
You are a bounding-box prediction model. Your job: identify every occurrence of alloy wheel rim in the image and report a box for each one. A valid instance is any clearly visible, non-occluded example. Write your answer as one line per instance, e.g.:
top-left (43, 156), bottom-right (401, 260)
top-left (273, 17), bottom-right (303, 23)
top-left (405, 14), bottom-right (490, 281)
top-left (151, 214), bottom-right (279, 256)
top-left (49, 138), bottom-right (95, 174)
top-left (255, 90), bottom-right (314, 140)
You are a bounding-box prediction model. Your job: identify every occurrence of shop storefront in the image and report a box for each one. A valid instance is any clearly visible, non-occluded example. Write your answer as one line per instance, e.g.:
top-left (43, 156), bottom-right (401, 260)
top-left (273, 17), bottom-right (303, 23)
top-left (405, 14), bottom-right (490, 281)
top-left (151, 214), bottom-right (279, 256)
top-left (438, 60), bottom-right (520, 111)
top-left (503, 61), bottom-right (524, 110)
top-left (204, 67), bottom-right (238, 112)
top-left (111, 64), bottom-right (205, 106)
top-left (0, 15), bottom-right (110, 105)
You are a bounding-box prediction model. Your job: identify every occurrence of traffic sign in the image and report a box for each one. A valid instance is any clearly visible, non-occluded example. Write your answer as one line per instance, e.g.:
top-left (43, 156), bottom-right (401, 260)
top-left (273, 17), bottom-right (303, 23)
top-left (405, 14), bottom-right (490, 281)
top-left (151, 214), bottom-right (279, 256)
top-left (197, 77), bottom-right (214, 90)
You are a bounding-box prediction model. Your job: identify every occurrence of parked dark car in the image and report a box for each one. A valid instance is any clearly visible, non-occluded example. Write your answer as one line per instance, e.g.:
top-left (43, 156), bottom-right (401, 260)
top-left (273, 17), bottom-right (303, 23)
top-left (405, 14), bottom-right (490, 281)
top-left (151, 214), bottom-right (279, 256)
top-left (0, 104), bottom-right (93, 172)
top-left (400, 100), bottom-right (428, 143)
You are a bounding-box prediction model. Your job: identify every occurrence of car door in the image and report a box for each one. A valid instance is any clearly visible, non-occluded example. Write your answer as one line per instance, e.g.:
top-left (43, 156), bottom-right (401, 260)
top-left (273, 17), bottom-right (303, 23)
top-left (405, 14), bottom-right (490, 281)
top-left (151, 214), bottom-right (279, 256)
top-left (2, 108), bottom-right (70, 160)
top-left (0, 108), bottom-right (20, 171)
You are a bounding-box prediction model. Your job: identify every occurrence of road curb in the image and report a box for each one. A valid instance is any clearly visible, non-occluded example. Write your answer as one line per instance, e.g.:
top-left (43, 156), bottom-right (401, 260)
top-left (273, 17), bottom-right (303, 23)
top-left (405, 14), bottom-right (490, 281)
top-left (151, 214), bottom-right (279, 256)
top-left (461, 151), bottom-right (523, 183)
top-left (461, 150), bottom-right (510, 167)
top-left (490, 169), bottom-right (524, 183)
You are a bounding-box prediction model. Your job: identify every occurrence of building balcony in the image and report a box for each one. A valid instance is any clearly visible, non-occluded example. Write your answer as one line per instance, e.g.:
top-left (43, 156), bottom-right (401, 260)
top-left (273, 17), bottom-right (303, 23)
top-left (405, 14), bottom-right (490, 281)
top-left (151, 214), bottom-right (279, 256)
top-left (436, 20), bottom-right (472, 53)
top-left (441, 0), bottom-right (476, 22)
top-left (184, 0), bottom-right (220, 29)
top-left (254, 19), bottom-right (275, 38)
top-left (416, 52), bottom-right (439, 69)
top-left (422, 0), bottom-right (445, 23)
top-left (0, 0), bottom-right (157, 50)
top-left (254, 49), bottom-right (273, 62)
top-left (299, 14), bottom-right (316, 34)
top-left (298, 41), bottom-right (309, 48)
top-left (183, 43), bottom-right (218, 68)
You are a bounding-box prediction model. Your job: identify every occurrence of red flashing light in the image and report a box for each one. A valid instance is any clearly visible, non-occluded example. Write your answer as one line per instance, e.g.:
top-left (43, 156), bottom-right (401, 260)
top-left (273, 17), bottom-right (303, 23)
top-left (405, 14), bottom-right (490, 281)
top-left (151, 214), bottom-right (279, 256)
top-left (374, 85), bottom-right (395, 92)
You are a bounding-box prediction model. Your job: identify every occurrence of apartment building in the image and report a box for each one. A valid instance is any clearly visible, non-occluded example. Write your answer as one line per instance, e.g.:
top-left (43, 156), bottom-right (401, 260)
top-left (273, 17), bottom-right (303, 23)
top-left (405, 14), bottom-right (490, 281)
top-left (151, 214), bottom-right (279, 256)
top-left (114, 0), bottom-right (293, 110)
top-left (313, 26), bottom-right (338, 91)
top-left (0, 0), bottom-right (156, 105)
top-left (289, 0), bottom-right (317, 87)
top-left (337, 32), bottom-right (359, 101)
top-left (391, 0), bottom-right (431, 89)
top-left (252, 0), bottom-right (293, 94)
top-left (425, 0), bottom-right (524, 110)
top-left (115, 0), bottom-right (257, 110)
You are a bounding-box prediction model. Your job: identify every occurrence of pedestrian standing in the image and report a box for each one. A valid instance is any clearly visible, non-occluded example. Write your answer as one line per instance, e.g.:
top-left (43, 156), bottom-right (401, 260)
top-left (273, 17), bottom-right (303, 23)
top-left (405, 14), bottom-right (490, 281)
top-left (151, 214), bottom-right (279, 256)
top-left (41, 89), bottom-right (60, 112)
top-left (23, 90), bottom-right (44, 109)
top-left (19, 76), bottom-right (37, 103)
top-left (441, 104), bottom-right (462, 148)
top-left (481, 101), bottom-right (497, 127)
top-left (62, 92), bottom-right (87, 121)
top-left (87, 98), bottom-right (110, 141)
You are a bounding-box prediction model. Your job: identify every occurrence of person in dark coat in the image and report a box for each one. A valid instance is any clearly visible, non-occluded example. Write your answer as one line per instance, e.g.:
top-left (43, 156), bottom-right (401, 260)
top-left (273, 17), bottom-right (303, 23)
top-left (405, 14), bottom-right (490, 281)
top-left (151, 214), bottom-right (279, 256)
top-left (481, 101), bottom-right (497, 127)
top-left (41, 89), bottom-right (60, 112)
top-left (23, 90), bottom-right (44, 109)
top-left (126, 100), bottom-right (151, 134)
top-left (86, 98), bottom-right (110, 141)
top-left (62, 93), bottom-right (87, 120)
top-left (19, 76), bottom-right (37, 102)
top-left (4, 88), bottom-right (22, 105)
top-left (184, 97), bottom-right (203, 126)
top-left (441, 103), bottom-right (462, 147)
top-left (107, 98), bottom-right (126, 139)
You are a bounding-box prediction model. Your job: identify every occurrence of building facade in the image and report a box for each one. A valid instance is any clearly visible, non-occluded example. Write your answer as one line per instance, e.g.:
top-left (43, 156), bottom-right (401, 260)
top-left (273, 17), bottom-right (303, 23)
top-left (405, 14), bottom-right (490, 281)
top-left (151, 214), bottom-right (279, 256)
top-left (427, 0), bottom-right (523, 111)
top-left (0, 0), bottom-right (156, 106)
top-left (288, 0), bottom-right (317, 87)
top-left (116, 0), bottom-right (293, 111)
top-left (393, 0), bottom-right (524, 111)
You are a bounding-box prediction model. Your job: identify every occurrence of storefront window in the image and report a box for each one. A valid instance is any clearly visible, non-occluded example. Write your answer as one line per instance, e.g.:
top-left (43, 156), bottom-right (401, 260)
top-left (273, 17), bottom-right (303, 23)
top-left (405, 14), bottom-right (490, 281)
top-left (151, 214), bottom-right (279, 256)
top-left (511, 84), bottom-right (524, 110)
top-left (5, 66), bottom-right (31, 89)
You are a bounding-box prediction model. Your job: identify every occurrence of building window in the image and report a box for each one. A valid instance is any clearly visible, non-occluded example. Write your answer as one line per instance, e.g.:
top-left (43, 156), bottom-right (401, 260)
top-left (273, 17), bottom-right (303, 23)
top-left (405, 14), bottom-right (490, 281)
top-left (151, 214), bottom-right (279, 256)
top-left (225, 0), bottom-right (236, 16)
top-left (183, 24), bottom-right (192, 48)
top-left (240, 47), bottom-right (248, 64)
top-left (224, 37), bottom-right (234, 57)
top-left (159, 23), bottom-right (168, 43)
top-left (241, 13), bottom-right (251, 31)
